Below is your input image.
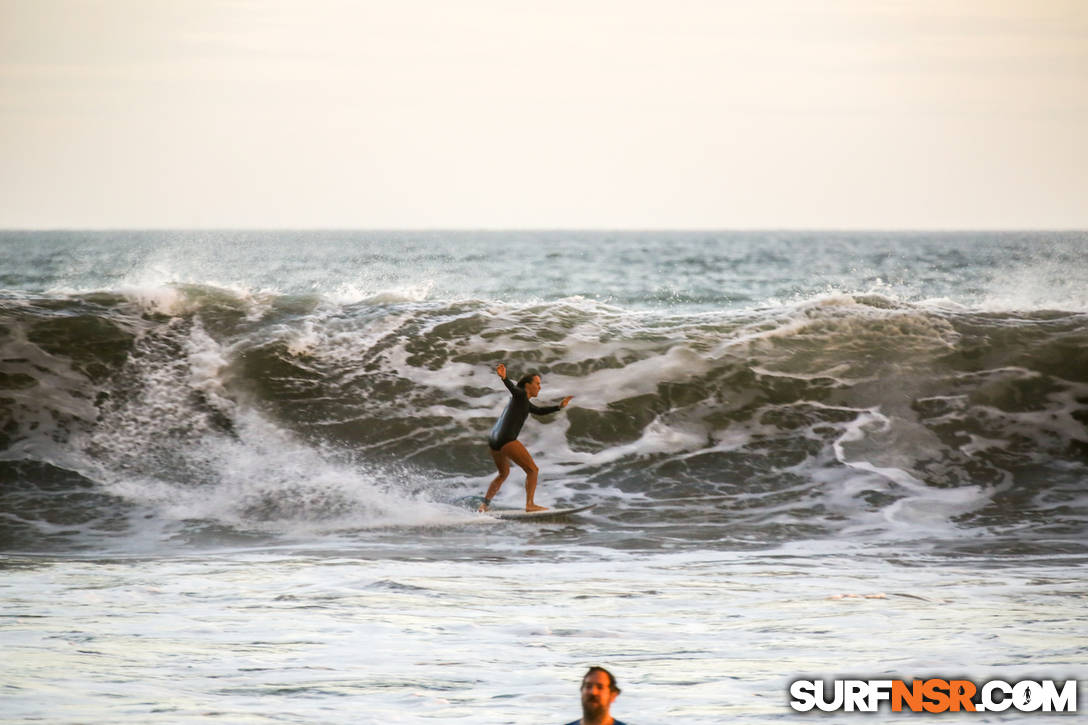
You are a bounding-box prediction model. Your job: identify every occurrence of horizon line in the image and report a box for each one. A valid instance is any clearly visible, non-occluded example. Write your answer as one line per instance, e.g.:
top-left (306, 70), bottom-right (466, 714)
top-left (3, 226), bottom-right (1087, 234)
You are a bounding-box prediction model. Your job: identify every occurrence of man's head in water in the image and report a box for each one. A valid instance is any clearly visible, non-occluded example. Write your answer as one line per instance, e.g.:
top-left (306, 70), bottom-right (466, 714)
top-left (580, 666), bottom-right (620, 721)
top-left (517, 373), bottom-right (542, 398)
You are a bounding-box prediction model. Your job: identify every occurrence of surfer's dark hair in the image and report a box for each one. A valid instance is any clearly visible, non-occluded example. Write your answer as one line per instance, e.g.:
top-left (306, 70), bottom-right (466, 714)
top-left (582, 666), bottom-right (620, 694)
top-left (516, 372), bottom-right (540, 388)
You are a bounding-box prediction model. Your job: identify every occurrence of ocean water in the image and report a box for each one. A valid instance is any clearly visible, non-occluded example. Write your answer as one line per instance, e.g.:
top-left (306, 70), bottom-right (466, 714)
top-left (1, 230), bottom-right (1086, 722)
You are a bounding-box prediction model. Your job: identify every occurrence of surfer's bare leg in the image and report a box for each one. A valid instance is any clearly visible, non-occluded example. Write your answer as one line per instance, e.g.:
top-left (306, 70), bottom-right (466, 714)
top-left (502, 440), bottom-right (546, 512)
top-left (479, 449), bottom-right (510, 512)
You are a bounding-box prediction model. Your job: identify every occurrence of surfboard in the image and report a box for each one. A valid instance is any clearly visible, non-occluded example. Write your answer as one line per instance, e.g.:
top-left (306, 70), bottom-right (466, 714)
top-left (487, 504), bottom-right (595, 521)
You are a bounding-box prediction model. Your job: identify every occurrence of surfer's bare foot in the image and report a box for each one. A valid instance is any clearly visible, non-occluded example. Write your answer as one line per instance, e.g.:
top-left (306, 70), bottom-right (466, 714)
top-left (477, 503), bottom-right (489, 512)
top-left (526, 503), bottom-right (548, 512)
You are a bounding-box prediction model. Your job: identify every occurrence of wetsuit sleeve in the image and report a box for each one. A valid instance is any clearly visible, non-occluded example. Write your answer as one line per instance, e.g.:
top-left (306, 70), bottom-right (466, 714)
top-left (501, 376), bottom-right (520, 395)
top-left (528, 402), bottom-right (561, 415)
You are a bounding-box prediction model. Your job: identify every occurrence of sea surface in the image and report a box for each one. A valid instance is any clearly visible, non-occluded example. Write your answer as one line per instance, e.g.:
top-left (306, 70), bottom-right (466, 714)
top-left (1, 230), bottom-right (1086, 722)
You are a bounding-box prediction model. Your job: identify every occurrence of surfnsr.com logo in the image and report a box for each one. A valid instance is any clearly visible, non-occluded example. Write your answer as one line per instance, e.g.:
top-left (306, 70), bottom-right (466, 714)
top-left (789, 679), bottom-right (1078, 713)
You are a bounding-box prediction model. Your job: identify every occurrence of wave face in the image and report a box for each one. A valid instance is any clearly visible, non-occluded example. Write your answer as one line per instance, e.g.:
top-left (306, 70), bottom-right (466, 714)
top-left (1, 231), bottom-right (1086, 555)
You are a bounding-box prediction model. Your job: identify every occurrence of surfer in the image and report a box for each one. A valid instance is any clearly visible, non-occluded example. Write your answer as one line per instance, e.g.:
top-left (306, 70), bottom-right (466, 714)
top-left (478, 363), bottom-right (572, 512)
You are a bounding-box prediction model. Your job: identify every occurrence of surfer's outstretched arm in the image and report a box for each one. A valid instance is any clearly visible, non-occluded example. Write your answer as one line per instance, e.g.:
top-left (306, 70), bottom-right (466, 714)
top-left (496, 363), bottom-right (520, 395)
top-left (528, 395), bottom-right (572, 416)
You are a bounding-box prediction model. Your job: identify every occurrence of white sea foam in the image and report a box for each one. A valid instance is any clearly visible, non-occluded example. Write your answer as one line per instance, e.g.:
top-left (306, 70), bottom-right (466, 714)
top-left (283, 318), bottom-right (323, 357)
top-left (103, 408), bottom-right (468, 536)
top-left (569, 344), bottom-right (711, 410)
top-left (830, 408), bottom-right (994, 538)
top-left (5, 548), bottom-right (1082, 723)
top-left (183, 320), bottom-right (234, 411)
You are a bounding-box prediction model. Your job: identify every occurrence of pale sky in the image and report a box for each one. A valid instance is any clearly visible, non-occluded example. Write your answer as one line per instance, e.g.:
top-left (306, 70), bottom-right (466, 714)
top-left (1, 0), bottom-right (1086, 229)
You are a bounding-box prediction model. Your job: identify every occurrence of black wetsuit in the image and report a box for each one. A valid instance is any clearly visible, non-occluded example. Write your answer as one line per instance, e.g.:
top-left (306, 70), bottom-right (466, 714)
top-left (488, 376), bottom-right (561, 451)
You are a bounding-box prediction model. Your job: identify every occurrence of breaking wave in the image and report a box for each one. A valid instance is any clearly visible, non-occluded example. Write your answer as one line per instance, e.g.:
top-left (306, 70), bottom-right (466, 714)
top-left (1, 282), bottom-right (1085, 556)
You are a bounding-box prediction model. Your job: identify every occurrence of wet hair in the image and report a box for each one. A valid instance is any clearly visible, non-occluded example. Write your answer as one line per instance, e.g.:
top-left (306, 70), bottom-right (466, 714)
top-left (582, 666), bottom-right (620, 694)
top-left (516, 372), bottom-right (540, 388)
